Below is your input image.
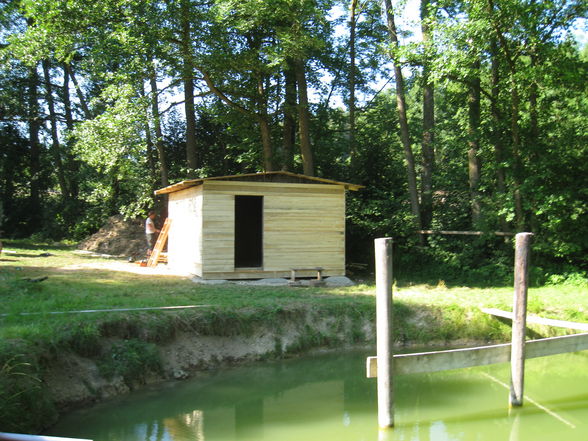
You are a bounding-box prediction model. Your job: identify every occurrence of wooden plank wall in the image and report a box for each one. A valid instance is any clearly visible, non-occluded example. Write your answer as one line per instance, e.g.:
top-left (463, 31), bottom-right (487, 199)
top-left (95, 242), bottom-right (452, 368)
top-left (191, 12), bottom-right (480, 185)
top-left (201, 181), bottom-right (346, 279)
top-left (201, 184), bottom-right (235, 274)
top-left (168, 186), bottom-right (203, 276)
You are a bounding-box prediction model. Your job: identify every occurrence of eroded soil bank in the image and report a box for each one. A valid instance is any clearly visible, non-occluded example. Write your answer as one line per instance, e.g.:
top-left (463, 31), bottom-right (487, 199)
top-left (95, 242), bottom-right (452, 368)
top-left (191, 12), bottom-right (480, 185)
top-left (38, 307), bottom-right (377, 429)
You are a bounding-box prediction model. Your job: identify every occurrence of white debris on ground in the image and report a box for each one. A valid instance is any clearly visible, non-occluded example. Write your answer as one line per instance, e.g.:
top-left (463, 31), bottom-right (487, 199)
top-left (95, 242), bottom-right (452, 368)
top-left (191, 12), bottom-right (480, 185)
top-left (72, 250), bottom-right (122, 259)
top-left (64, 255), bottom-right (357, 286)
top-left (191, 275), bottom-right (355, 287)
top-left (323, 276), bottom-right (355, 287)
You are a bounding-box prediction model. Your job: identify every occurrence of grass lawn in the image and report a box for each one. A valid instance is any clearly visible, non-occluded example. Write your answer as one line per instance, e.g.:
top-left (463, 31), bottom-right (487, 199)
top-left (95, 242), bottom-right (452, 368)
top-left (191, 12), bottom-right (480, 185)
top-left (1, 239), bottom-right (586, 345)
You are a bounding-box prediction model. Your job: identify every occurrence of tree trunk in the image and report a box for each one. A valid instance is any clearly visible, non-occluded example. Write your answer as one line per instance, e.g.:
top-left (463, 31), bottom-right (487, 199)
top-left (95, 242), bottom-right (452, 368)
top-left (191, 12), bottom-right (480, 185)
top-left (529, 53), bottom-right (539, 157)
top-left (62, 63), bottom-right (80, 200)
top-left (28, 64), bottom-right (42, 227)
top-left (259, 117), bottom-right (275, 172)
top-left (490, 39), bottom-right (509, 232)
top-left (294, 58), bottom-right (314, 176)
top-left (282, 62), bottom-right (297, 171)
top-left (468, 60), bottom-right (482, 226)
top-left (144, 120), bottom-right (158, 188)
top-left (420, 0), bottom-right (435, 230)
top-left (109, 165), bottom-right (121, 216)
top-left (149, 62), bottom-right (170, 187)
top-left (383, 0), bottom-right (422, 232)
top-left (62, 65), bottom-right (74, 132)
top-left (349, 0), bottom-right (358, 163)
top-left (180, 0), bottom-right (198, 176)
top-left (65, 63), bottom-right (91, 119)
top-left (488, 0), bottom-right (525, 229)
top-left (510, 78), bottom-right (525, 230)
top-left (42, 59), bottom-right (69, 200)
top-left (253, 55), bottom-right (275, 171)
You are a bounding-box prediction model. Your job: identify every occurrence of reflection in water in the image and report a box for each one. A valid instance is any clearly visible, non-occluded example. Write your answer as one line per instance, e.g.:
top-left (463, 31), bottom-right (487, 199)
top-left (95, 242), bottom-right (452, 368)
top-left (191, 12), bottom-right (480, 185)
top-left (49, 350), bottom-right (588, 441)
top-left (121, 411), bottom-right (204, 441)
top-left (162, 410), bottom-right (204, 441)
top-left (235, 400), bottom-right (263, 440)
top-left (509, 412), bottom-right (521, 441)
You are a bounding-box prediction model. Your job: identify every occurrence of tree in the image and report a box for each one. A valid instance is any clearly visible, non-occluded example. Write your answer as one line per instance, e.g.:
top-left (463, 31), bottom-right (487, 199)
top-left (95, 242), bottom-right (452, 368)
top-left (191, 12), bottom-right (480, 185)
top-left (383, 0), bottom-right (422, 232)
top-left (178, 0), bottom-right (199, 175)
top-left (148, 60), bottom-right (170, 187)
top-left (42, 59), bottom-right (69, 200)
top-left (419, 0), bottom-right (435, 230)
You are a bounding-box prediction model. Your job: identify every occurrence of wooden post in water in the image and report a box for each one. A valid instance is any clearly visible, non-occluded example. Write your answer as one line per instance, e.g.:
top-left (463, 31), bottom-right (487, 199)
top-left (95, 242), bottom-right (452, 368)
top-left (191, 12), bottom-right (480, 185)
top-left (375, 238), bottom-right (394, 428)
top-left (510, 232), bottom-right (533, 407)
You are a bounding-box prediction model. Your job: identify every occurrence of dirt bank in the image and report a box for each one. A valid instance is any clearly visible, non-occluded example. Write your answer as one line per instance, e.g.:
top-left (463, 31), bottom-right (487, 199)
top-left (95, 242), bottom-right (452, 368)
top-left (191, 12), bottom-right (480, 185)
top-left (41, 308), bottom-right (376, 416)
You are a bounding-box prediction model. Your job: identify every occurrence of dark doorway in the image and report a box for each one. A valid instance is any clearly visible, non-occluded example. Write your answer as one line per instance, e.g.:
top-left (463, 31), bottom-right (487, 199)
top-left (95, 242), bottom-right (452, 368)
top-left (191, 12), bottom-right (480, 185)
top-left (235, 195), bottom-right (263, 268)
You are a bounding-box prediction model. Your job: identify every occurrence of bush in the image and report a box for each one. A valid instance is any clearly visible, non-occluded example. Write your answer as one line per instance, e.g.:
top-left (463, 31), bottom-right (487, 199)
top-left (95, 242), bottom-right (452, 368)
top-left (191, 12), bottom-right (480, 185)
top-left (99, 339), bottom-right (162, 387)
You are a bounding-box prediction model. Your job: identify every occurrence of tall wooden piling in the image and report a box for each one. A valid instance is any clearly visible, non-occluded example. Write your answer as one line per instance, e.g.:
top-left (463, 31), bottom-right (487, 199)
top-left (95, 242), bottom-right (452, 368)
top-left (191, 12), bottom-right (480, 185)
top-left (510, 232), bottom-right (533, 407)
top-left (375, 238), bottom-right (394, 428)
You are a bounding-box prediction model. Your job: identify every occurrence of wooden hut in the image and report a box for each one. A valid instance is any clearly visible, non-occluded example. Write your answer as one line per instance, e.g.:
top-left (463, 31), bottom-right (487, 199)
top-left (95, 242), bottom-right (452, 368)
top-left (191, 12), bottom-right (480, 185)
top-left (154, 171), bottom-right (362, 280)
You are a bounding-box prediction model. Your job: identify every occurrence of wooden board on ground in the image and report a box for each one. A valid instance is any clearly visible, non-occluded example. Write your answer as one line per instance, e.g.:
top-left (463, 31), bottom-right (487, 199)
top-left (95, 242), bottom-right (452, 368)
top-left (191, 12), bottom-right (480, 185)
top-left (481, 307), bottom-right (588, 331)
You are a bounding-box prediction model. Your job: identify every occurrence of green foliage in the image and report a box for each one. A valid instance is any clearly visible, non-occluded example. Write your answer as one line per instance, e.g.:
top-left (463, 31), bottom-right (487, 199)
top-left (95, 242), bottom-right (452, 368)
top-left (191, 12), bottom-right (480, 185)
top-left (0, 0), bottom-right (586, 271)
top-left (99, 339), bottom-right (162, 387)
top-left (544, 271), bottom-right (588, 288)
top-left (286, 325), bottom-right (332, 354)
top-left (0, 345), bottom-right (57, 433)
top-left (395, 234), bottom-right (516, 287)
top-left (60, 323), bottom-right (102, 357)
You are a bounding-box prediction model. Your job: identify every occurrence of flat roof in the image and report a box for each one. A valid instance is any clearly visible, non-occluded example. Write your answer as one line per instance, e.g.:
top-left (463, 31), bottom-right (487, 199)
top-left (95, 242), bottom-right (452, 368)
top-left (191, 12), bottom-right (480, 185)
top-left (154, 171), bottom-right (364, 195)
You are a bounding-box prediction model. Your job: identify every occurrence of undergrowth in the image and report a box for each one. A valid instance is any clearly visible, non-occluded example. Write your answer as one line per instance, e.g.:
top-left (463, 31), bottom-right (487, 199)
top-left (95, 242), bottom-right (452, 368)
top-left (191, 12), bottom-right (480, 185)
top-left (0, 343), bottom-right (57, 433)
top-left (99, 339), bottom-right (162, 387)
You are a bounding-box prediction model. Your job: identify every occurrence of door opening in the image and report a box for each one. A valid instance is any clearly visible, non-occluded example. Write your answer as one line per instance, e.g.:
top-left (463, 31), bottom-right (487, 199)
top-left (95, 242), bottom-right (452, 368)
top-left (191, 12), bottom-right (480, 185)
top-left (235, 195), bottom-right (263, 268)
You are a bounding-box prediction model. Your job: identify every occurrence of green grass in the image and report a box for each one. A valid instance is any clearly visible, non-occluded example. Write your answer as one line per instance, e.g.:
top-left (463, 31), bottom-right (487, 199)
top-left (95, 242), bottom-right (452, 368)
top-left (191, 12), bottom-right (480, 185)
top-left (1, 240), bottom-right (587, 345)
top-left (2, 240), bottom-right (587, 339)
top-left (1, 240), bottom-right (587, 432)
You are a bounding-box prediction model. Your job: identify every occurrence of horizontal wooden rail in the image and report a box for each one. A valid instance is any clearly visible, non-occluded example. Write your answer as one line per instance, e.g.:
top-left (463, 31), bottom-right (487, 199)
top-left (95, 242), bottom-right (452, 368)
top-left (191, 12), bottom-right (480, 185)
top-left (0, 433), bottom-right (92, 441)
top-left (0, 305), bottom-right (210, 317)
top-left (481, 307), bottom-right (588, 331)
top-left (367, 332), bottom-right (588, 378)
top-left (417, 230), bottom-right (515, 237)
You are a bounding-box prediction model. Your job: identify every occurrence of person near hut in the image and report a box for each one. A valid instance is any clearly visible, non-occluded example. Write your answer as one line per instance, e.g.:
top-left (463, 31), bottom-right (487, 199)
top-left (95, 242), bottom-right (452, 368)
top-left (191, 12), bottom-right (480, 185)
top-left (145, 211), bottom-right (160, 255)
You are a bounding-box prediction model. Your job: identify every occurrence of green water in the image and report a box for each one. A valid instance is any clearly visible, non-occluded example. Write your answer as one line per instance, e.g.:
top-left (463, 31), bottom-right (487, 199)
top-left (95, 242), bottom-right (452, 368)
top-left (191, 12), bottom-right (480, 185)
top-left (48, 349), bottom-right (588, 441)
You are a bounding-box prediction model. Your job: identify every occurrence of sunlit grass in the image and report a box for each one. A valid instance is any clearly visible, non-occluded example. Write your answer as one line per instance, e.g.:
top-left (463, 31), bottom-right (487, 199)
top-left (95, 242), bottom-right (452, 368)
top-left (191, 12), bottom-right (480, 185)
top-left (1, 240), bottom-right (587, 345)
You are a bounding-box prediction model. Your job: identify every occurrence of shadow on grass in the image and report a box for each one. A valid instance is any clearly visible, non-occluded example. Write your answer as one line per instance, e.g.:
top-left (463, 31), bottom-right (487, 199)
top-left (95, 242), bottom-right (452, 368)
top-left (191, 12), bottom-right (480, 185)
top-left (3, 240), bottom-right (74, 251)
top-left (345, 267), bottom-right (513, 290)
top-left (3, 253), bottom-right (55, 258)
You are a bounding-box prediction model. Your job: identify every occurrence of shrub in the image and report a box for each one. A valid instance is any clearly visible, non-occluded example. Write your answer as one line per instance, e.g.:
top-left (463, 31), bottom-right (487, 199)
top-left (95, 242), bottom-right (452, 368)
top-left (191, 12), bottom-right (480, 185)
top-left (99, 339), bottom-right (162, 387)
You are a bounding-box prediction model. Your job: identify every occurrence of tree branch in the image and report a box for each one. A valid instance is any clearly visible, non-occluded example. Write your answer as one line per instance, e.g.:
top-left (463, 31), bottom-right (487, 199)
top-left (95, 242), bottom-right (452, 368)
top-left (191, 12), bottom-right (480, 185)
top-left (195, 66), bottom-right (260, 120)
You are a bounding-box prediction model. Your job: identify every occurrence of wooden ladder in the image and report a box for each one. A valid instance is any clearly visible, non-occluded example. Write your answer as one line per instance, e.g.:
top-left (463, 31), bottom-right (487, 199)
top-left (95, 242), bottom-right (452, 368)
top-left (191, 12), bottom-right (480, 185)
top-left (147, 218), bottom-right (171, 267)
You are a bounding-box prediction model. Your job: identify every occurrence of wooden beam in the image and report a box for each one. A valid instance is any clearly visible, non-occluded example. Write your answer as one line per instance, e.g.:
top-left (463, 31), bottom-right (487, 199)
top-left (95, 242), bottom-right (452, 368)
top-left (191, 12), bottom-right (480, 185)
top-left (0, 305), bottom-right (210, 317)
top-left (417, 230), bottom-right (515, 237)
top-left (154, 171), bottom-right (364, 195)
top-left (366, 332), bottom-right (588, 378)
top-left (481, 308), bottom-right (588, 331)
top-left (510, 232), bottom-right (532, 406)
top-left (374, 237), bottom-right (394, 428)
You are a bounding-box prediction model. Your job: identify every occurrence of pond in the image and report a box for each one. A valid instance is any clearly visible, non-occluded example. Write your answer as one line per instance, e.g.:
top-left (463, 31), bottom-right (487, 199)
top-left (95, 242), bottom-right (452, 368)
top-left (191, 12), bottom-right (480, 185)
top-left (48, 349), bottom-right (588, 441)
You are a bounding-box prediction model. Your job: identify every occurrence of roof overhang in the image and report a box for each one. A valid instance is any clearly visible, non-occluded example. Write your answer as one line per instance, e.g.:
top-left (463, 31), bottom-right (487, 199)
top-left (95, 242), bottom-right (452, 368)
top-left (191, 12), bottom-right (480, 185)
top-left (154, 171), bottom-right (364, 195)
